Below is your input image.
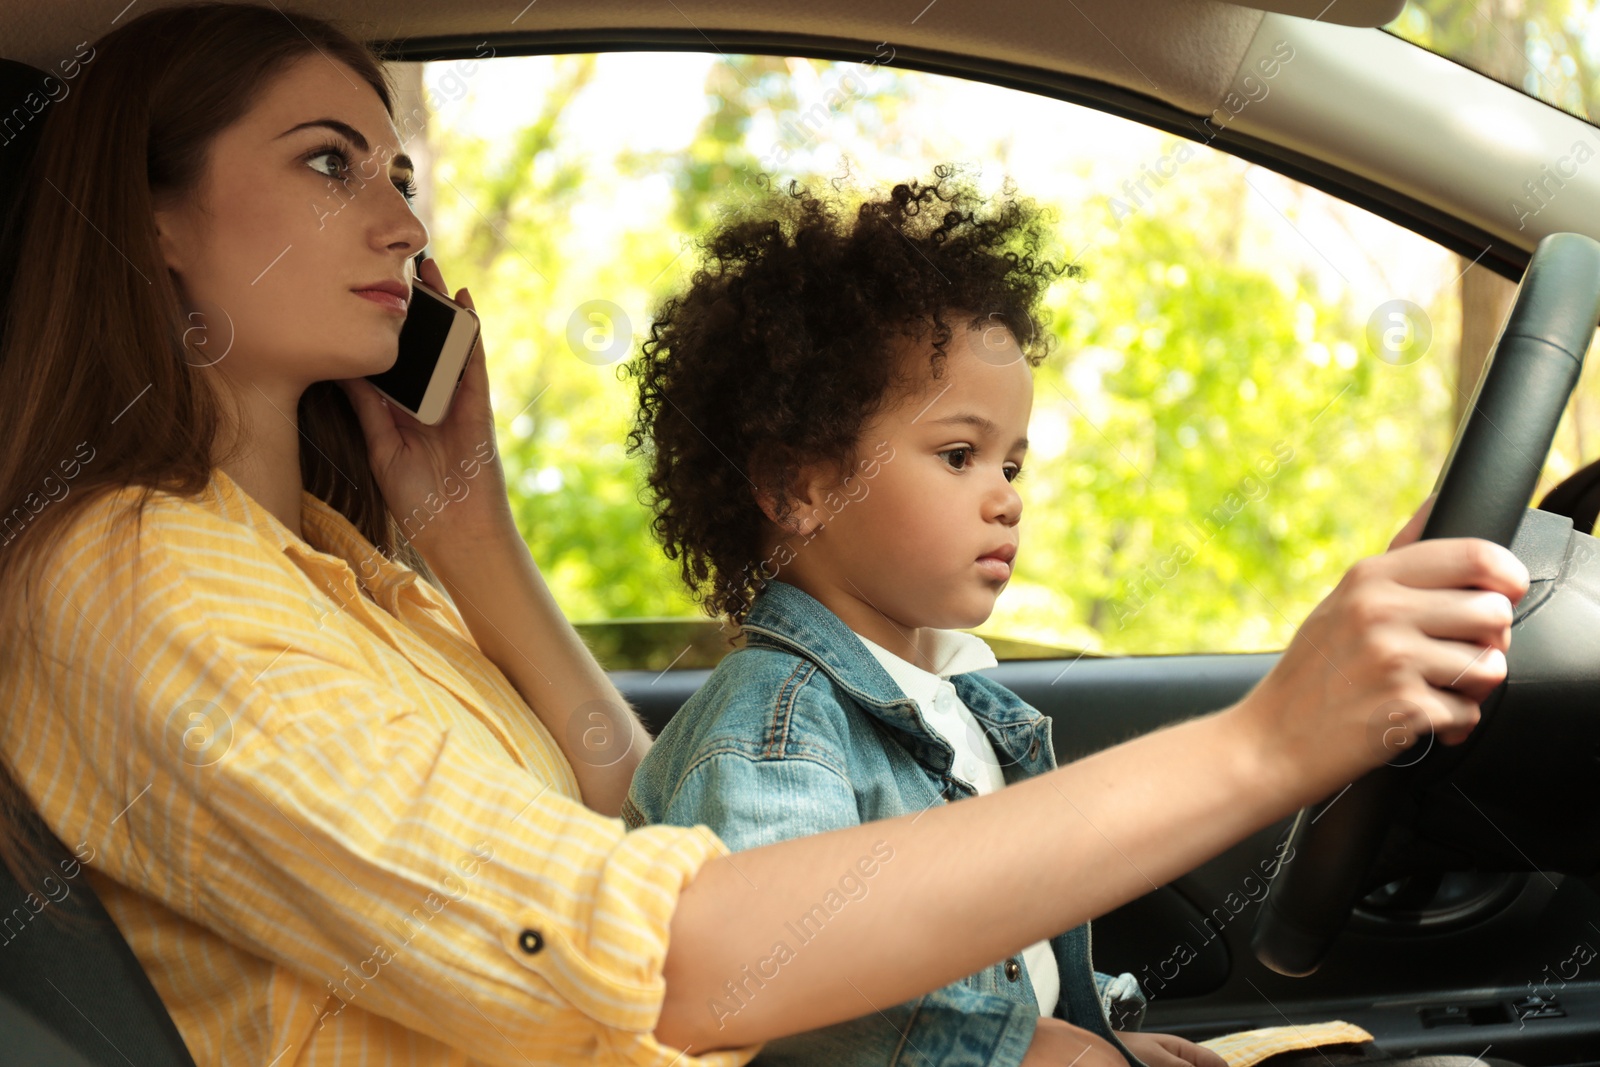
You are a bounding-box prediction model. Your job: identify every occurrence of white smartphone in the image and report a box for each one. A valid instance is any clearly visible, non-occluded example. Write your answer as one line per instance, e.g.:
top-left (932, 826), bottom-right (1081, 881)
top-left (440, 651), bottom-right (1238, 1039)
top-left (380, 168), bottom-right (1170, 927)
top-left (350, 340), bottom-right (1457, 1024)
top-left (365, 277), bottom-right (480, 426)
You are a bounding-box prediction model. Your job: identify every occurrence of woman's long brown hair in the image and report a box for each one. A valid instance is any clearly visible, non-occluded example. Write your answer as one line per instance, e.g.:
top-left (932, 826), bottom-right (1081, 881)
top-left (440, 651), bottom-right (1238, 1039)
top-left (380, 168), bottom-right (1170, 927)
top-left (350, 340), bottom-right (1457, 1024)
top-left (0, 2), bottom-right (437, 891)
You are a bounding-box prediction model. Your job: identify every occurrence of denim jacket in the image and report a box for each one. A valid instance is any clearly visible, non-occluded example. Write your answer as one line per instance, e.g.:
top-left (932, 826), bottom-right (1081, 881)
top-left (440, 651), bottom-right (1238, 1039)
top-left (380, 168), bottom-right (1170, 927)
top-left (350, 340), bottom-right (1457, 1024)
top-left (623, 579), bottom-right (1149, 1067)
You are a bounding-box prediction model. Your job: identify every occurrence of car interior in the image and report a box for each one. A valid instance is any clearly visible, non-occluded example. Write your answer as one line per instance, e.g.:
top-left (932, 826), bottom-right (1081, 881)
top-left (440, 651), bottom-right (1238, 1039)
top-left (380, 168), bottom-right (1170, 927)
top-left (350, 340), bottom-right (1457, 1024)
top-left (6, 0), bottom-right (1600, 1064)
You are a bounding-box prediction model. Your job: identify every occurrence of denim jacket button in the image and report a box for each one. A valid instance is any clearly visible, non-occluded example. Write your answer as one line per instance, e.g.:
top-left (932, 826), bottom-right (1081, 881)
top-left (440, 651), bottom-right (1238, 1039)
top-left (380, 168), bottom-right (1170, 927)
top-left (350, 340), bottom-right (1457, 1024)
top-left (1004, 957), bottom-right (1022, 982)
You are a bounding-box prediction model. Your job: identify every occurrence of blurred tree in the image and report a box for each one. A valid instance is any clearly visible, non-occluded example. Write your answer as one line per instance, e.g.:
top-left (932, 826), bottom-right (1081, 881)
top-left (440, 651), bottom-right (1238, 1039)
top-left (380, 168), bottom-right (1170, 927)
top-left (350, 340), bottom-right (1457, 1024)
top-left (427, 54), bottom-right (690, 630)
top-left (1394, 0), bottom-right (1600, 492)
top-left (1033, 173), bottom-right (1452, 653)
top-left (622, 55), bottom-right (792, 234)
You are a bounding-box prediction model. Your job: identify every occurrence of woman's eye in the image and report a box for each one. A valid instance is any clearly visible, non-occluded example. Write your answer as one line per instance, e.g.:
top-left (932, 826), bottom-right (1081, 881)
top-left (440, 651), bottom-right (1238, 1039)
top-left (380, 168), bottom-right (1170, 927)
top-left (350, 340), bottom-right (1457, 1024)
top-left (940, 447), bottom-right (972, 470)
top-left (307, 145), bottom-right (418, 204)
top-left (306, 147), bottom-right (349, 181)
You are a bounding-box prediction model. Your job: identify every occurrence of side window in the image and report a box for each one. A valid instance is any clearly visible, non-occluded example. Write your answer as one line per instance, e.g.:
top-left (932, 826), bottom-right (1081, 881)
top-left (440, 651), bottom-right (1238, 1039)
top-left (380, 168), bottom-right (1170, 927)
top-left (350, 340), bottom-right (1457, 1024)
top-left (397, 51), bottom-right (1554, 665)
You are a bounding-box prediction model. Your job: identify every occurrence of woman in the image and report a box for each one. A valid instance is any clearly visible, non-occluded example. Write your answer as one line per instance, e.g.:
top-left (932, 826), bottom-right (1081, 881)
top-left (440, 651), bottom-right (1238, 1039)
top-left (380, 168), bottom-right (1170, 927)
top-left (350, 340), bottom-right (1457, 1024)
top-left (0, 4), bottom-right (1525, 1066)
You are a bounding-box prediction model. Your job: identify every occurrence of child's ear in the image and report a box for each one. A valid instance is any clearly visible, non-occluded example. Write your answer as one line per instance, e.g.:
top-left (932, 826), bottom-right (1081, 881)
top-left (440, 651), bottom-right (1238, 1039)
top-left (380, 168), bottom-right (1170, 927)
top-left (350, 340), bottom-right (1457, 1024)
top-left (753, 487), bottom-right (786, 527)
top-left (754, 488), bottom-right (819, 537)
top-left (758, 489), bottom-right (790, 524)
top-left (754, 466), bottom-right (831, 537)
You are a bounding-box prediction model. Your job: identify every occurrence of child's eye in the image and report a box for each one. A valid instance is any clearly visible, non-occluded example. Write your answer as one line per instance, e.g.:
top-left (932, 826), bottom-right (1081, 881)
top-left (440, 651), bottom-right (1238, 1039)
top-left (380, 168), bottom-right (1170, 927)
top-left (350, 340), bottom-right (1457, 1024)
top-left (939, 447), bottom-right (973, 471)
top-left (1005, 464), bottom-right (1025, 483)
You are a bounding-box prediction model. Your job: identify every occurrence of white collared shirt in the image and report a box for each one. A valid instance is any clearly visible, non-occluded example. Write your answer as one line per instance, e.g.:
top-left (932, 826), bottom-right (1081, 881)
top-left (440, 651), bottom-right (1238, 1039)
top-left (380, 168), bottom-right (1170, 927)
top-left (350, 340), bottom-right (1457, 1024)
top-left (855, 629), bottom-right (1061, 1018)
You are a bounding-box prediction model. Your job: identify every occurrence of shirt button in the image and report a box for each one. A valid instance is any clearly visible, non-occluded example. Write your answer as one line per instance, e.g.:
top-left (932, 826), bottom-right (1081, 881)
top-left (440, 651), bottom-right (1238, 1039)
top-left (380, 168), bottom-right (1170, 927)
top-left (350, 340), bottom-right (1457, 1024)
top-left (517, 929), bottom-right (544, 955)
top-left (1004, 957), bottom-right (1022, 982)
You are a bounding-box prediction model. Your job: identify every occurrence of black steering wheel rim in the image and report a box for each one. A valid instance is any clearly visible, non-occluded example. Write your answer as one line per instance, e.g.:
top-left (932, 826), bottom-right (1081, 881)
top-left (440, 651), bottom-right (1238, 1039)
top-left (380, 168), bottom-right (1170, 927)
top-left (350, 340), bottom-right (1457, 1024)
top-left (1249, 231), bottom-right (1600, 978)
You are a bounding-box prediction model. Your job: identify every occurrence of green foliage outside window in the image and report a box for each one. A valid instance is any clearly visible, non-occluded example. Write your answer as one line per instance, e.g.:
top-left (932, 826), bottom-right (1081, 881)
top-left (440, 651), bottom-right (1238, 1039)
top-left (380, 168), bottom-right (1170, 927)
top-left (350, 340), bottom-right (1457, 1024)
top-left (420, 53), bottom-right (1476, 664)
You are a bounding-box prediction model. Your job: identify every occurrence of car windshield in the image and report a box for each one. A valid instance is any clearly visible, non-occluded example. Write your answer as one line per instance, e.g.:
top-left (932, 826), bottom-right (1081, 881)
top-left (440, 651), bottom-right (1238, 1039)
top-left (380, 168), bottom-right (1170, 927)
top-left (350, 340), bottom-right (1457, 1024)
top-left (1386, 0), bottom-right (1600, 127)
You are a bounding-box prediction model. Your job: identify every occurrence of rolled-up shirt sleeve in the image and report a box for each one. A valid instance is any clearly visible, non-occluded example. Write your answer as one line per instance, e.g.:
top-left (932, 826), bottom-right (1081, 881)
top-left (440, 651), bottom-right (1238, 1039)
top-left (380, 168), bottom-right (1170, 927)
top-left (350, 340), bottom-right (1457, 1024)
top-left (14, 497), bottom-right (759, 1067)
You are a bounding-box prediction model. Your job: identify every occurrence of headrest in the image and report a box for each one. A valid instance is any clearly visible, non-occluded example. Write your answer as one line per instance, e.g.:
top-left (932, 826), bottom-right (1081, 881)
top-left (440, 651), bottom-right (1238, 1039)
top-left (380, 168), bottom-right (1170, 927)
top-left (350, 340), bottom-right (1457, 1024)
top-left (0, 60), bottom-right (52, 330)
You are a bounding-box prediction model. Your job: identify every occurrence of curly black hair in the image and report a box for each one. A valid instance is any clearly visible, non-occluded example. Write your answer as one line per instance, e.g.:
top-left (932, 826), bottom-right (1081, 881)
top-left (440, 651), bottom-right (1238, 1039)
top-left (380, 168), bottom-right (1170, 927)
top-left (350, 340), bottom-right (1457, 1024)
top-left (624, 164), bottom-right (1079, 626)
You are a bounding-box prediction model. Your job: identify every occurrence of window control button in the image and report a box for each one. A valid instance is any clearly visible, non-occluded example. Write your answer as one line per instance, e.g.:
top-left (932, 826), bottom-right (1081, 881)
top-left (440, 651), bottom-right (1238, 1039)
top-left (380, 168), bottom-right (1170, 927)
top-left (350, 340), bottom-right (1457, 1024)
top-left (1512, 994), bottom-right (1566, 1021)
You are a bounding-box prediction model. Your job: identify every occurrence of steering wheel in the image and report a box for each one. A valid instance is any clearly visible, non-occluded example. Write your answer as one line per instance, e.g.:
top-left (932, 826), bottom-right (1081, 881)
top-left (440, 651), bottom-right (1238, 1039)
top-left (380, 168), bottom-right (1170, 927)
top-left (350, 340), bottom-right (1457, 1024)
top-left (1250, 231), bottom-right (1600, 977)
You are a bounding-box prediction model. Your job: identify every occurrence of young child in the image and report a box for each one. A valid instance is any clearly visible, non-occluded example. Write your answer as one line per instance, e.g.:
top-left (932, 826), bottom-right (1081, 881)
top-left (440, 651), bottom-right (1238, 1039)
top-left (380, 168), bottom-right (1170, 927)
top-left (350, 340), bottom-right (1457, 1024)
top-left (620, 170), bottom-right (1204, 1067)
top-left (619, 173), bottom-right (1525, 1067)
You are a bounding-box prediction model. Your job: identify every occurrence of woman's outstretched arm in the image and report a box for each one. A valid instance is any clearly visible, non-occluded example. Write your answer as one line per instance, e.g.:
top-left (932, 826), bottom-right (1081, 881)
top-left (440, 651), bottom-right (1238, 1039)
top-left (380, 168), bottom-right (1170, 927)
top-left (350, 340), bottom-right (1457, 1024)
top-left (656, 525), bottom-right (1527, 1052)
top-left (660, 696), bottom-right (1270, 1051)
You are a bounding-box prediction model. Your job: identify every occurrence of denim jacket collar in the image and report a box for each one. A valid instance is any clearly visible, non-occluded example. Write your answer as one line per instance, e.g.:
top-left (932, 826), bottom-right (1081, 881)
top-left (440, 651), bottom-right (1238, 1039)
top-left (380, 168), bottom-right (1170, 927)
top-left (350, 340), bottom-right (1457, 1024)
top-left (739, 579), bottom-right (1050, 780)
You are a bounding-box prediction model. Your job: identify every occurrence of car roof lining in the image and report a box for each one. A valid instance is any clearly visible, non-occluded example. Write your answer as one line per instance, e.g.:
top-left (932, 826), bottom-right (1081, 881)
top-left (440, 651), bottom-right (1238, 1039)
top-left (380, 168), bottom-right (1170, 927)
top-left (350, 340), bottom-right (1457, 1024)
top-left (6, 0), bottom-right (1271, 118)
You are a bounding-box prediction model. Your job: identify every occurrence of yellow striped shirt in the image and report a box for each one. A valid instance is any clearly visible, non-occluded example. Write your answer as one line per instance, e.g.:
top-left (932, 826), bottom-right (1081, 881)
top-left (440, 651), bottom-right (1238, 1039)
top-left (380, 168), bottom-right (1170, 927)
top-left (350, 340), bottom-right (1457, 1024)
top-left (1, 467), bottom-right (760, 1067)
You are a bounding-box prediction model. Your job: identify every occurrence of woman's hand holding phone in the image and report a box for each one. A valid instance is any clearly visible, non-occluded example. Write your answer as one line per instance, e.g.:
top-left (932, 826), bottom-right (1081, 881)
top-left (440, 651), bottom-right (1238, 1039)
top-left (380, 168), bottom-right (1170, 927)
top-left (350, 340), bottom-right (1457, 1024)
top-left (336, 256), bottom-right (516, 562)
top-left (340, 262), bottom-right (648, 817)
